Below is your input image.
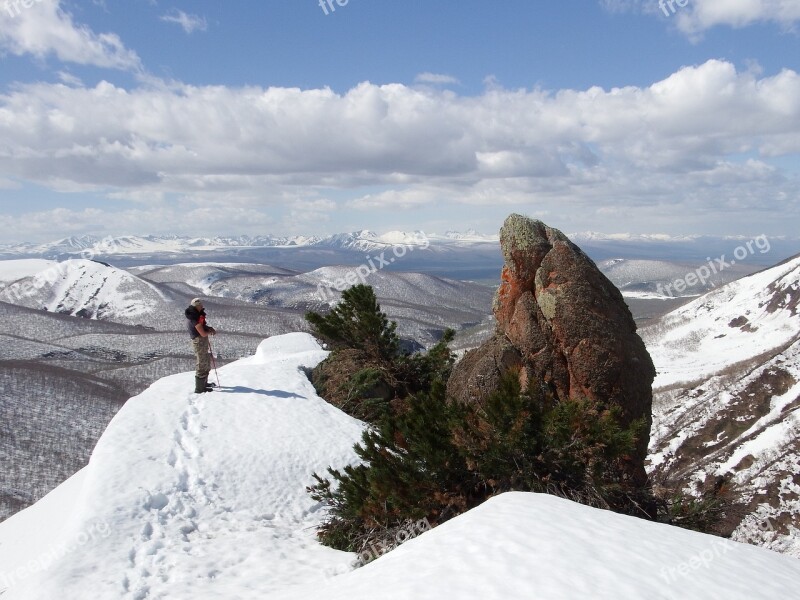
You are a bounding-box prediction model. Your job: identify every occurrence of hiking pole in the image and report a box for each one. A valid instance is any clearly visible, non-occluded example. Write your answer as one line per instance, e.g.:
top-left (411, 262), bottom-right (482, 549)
top-left (208, 336), bottom-right (221, 388)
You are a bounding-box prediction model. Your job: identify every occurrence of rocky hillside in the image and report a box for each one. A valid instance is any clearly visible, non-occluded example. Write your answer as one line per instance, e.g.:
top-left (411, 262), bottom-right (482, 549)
top-left (643, 254), bottom-right (800, 556)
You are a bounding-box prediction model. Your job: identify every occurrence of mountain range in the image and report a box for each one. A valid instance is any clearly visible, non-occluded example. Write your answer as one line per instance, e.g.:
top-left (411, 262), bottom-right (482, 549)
top-left (3, 230), bottom-right (797, 265)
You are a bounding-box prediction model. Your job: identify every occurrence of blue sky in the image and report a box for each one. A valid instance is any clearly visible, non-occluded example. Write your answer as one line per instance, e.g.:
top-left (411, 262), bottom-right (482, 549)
top-left (0, 0), bottom-right (798, 243)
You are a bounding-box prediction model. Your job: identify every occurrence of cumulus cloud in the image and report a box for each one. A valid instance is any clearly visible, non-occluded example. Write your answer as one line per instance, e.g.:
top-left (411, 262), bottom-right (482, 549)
top-left (0, 60), bottom-right (798, 239)
top-left (160, 9), bottom-right (208, 34)
top-left (599, 0), bottom-right (800, 34)
top-left (675, 0), bottom-right (800, 34)
top-left (0, 0), bottom-right (142, 71)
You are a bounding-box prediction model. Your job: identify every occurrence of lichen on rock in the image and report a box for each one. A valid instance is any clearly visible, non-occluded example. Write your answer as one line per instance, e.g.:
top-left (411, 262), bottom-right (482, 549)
top-left (448, 213), bottom-right (656, 485)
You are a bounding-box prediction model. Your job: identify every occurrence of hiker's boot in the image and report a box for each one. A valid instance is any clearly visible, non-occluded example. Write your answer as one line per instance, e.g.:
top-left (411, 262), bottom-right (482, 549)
top-left (194, 376), bottom-right (207, 394)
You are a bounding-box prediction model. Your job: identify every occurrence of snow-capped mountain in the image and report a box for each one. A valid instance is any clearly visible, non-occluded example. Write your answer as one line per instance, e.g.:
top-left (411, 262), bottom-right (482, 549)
top-left (442, 228), bottom-right (490, 240)
top-left (0, 230), bottom-right (433, 259)
top-left (1, 333), bottom-right (798, 599)
top-left (0, 259), bottom-right (168, 323)
top-left (598, 258), bottom-right (756, 299)
top-left (125, 262), bottom-right (495, 348)
top-left (8, 229), bottom-right (792, 261)
top-left (643, 254), bottom-right (800, 555)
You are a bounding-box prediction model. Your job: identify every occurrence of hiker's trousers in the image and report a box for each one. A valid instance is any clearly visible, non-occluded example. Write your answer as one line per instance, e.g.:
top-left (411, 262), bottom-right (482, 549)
top-left (192, 336), bottom-right (211, 379)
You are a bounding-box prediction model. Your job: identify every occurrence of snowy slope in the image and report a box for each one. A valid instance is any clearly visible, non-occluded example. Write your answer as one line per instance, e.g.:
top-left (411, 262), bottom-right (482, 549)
top-left (597, 257), bottom-right (755, 299)
top-left (129, 263), bottom-right (299, 298)
top-left (641, 255), bottom-right (800, 389)
top-left (0, 333), bottom-right (365, 599)
top-left (130, 262), bottom-right (495, 348)
top-left (2, 333), bottom-right (800, 599)
top-left (643, 255), bottom-right (800, 555)
top-left (0, 259), bottom-right (167, 323)
top-left (274, 492), bottom-right (800, 600)
top-left (0, 259), bottom-right (57, 282)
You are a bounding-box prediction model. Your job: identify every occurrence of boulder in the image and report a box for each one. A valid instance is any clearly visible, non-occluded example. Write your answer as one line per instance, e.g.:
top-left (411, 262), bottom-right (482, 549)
top-left (447, 214), bottom-right (655, 484)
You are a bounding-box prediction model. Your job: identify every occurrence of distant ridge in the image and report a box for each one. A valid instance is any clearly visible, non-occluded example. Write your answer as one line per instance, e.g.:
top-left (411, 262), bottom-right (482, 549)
top-left (2, 230), bottom-right (796, 264)
top-left (0, 230), bottom-right (496, 259)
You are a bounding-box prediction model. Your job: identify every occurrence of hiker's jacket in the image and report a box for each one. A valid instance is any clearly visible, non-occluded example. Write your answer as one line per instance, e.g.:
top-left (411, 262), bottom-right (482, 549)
top-left (186, 306), bottom-right (210, 339)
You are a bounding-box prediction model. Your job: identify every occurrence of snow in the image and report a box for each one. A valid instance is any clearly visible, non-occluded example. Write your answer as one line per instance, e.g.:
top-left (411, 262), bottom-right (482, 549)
top-left (644, 253), bottom-right (800, 555)
top-left (0, 259), bottom-right (166, 320)
top-left (274, 492), bottom-right (800, 600)
top-left (641, 255), bottom-right (800, 389)
top-left (376, 230), bottom-right (429, 246)
top-left (0, 469), bottom-right (87, 582)
top-left (2, 332), bottom-right (799, 599)
top-left (0, 259), bottom-right (57, 282)
top-left (716, 377), bottom-right (800, 475)
top-left (0, 333), bottom-right (365, 599)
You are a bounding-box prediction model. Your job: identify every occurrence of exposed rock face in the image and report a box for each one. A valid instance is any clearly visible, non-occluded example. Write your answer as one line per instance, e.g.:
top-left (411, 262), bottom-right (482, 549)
top-left (447, 214), bottom-right (655, 484)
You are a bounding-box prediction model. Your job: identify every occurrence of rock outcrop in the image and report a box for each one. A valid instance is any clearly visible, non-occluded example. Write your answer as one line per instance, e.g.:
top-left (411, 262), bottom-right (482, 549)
top-left (447, 214), bottom-right (655, 484)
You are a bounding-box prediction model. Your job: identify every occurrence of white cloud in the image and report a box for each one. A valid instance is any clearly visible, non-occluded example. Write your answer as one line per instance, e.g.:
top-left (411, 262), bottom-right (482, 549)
top-left (414, 72), bottom-right (460, 86)
top-left (675, 0), bottom-right (800, 34)
top-left (0, 0), bottom-right (141, 70)
top-left (0, 204), bottom-right (278, 241)
top-left (160, 9), bottom-right (208, 34)
top-left (348, 188), bottom-right (438, 210)
top-left (0, 60), bottom-right (798, 239)
top-left (599, 0), bottom-right (800, 34)
top-left (56, 70), bottom-right (83, 86)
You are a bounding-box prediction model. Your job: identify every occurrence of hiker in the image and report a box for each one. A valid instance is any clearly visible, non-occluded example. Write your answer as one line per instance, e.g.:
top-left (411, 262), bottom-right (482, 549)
top-left (185, 297), bottom-right (216, 393)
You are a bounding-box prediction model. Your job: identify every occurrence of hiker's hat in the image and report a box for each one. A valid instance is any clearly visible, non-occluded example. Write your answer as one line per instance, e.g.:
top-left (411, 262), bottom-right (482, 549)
top-left (191, 298), bottom-right (203, 307)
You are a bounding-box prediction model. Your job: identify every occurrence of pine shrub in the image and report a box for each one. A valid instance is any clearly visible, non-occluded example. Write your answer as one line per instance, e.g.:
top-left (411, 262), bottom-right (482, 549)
top-left (306, 285), bottom-right (456, 423)
top-left (305, 284), bottom-right (399, 362)
top-left (309, 371), bottom-right (650, 552)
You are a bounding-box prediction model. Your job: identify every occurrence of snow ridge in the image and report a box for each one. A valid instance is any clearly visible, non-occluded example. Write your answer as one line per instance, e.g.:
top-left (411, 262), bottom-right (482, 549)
top-left (0, 333), bottom-right (365, 599)
top-left (1, 333), bottom-right (800, 598)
